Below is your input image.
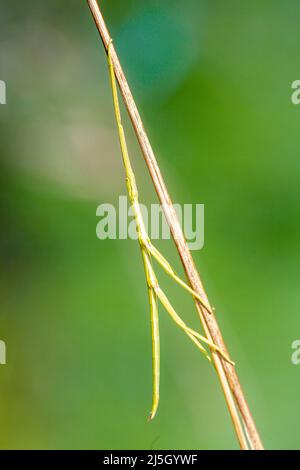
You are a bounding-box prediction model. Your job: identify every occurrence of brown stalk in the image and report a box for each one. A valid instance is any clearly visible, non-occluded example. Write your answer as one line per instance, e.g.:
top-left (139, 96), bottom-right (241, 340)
top-left (87, 0), bottom-right (263, 450)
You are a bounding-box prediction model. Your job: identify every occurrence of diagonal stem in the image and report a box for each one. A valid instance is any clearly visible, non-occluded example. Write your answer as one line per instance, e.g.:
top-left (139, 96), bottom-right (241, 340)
top-left (87, 0), bottom-right (263, 450)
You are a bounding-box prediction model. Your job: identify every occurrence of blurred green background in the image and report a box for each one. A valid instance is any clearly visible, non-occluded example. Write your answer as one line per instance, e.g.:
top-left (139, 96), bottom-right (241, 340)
top-left (0, 0), bottom-right (299, 450)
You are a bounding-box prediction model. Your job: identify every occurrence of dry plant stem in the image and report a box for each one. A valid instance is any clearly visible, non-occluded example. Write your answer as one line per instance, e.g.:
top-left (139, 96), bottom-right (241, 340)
top-left (87, 0), bottom-right (263, 450)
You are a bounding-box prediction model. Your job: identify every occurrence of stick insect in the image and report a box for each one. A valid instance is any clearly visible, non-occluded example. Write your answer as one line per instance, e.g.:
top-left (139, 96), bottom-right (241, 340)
top-left (107, 41), bottom-right (234, 420)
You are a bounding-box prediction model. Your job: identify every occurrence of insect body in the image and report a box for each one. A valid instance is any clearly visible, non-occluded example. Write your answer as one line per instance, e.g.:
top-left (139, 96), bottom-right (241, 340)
top-left (106, 41), bottom-right (233, 420)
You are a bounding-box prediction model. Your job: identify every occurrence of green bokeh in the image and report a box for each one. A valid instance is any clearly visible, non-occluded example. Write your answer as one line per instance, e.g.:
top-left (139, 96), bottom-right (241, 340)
top-left (0, 0), bottom-right (299, 449)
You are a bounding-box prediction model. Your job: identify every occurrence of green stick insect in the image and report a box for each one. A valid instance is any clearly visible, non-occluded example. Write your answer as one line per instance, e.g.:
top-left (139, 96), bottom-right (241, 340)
top-left (107, 41), bottom-right (234, 420)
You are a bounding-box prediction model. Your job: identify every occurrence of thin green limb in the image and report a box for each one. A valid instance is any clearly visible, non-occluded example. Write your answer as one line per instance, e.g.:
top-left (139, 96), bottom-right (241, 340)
top-left (155, 286), bottom-right (233, 364)
top-left (148, 286), bottom-right (160, 420)
top-left (143, 244), bottom-right (233, 364)
top-left (154, 283), bottom-right (233, 364)
top-left (143, 249), bottom-right (160, 421)
top-left (147, 242), bottom-right (212, 314)
top-left (144, 253), bottom-right (233, 363)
